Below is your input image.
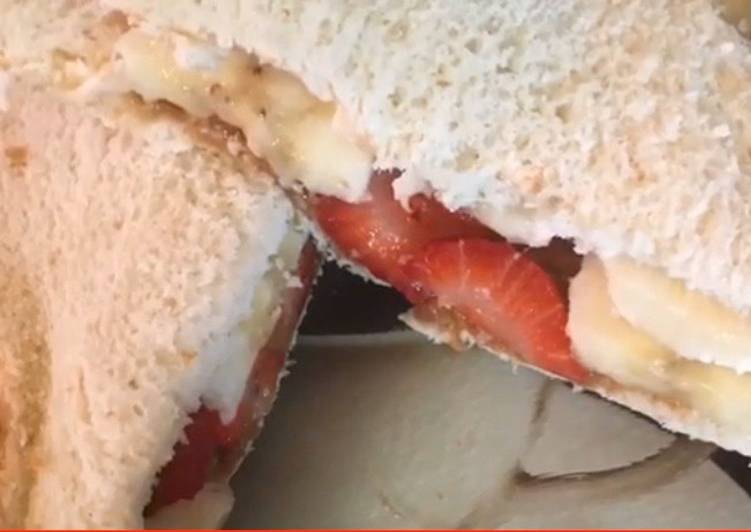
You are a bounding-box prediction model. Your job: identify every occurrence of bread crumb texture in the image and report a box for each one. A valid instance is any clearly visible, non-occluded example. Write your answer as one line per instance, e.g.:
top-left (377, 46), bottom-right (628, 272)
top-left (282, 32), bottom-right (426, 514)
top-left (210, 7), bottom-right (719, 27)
top-left (0, 75), bottom-right (293, 528)
top-left (106, 0), bottom-right (751, 313)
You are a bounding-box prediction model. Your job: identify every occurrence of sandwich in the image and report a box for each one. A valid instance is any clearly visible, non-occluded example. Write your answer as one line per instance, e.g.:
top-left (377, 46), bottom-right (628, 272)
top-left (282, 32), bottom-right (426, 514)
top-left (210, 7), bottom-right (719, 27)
top-left (30, 0), bottom-right (751, 460)
top-left (0, 58), bottom-right (319, 530)
top-left (4, 0), bottom-right (751, 525)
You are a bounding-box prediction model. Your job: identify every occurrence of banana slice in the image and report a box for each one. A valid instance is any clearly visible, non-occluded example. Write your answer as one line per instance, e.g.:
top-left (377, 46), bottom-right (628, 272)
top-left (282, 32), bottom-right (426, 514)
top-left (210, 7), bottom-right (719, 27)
top-left (567, 256), bottom-right (674, 393)
top-left (675, 361), bottom-right (751, 431)
top-left (569, 256), bottom-right (751, 431)
top-left (82, 30), bottom-right (373, 201)
top-left (603, 258), bottom-right (751, 373)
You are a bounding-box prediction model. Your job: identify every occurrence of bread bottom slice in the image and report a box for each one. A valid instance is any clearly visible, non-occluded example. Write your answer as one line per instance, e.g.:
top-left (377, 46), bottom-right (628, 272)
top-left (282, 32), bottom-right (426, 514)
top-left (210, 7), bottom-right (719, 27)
top-left (404, 312), bottom-right (751, 457)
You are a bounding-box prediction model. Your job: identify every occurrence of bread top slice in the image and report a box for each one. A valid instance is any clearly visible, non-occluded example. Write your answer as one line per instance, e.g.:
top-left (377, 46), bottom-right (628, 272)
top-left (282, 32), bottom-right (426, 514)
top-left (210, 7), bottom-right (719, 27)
top-left (101, 0), bottom-right (751, 317)
top-left (0, 73), bottom-right (297, 528)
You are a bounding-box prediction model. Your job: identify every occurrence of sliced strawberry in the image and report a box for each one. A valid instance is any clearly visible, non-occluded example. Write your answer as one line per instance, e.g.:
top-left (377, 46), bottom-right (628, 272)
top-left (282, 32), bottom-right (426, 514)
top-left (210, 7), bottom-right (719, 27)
top-left (147, 241), bottom-right (320, 515)
top-left (313, 170), bottom-right (495, 297)
top-left (212, 347), bottom-right (286, 454)
top-left (406, 239), bottom-right (590, 383)
top-left (214, 241), bottom-right (320, 451)
top-left (147, 406), bottom-right (222, 514)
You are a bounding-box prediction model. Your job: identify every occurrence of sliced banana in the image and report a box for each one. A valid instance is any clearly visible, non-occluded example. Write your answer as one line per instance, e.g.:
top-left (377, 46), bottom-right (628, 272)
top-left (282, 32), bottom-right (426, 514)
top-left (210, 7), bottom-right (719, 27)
top-left (567, 256), bottom-right (674, 393)
top-left (675, 360), bottom-right (751, 431)
top-left (603, 258), bottom-right (751, 373)
top-left (569, 255), bottom-right (751, 432)
top-left (82, 30), bottom-right (373, 202)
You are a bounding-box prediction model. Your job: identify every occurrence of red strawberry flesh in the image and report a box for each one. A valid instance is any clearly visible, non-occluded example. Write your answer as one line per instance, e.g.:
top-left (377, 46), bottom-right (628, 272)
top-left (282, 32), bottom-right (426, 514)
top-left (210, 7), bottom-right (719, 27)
top-left (406, 239), bottom-right (590, 383)
top-left (146, 240), bottom-right (320, 515)
top-left (313, 170), bottom-right (496, 298)
top-left (313, 172), bottom-right (589, 383)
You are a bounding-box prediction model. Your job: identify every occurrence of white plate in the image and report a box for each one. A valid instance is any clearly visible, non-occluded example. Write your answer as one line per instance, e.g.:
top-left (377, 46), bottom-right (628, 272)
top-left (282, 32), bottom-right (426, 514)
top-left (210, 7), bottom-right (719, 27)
top-left (228, 332), bottom-right (751, 528)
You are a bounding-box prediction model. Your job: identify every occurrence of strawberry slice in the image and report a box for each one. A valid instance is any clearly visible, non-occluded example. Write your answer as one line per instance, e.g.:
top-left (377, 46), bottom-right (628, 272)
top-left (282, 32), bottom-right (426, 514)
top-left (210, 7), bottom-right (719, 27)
top-left (214, 241), bottom-right (320, 451)
top-left (146, 241), bottom-right (320, 515)
top-left (313, 171), bottom-right (495, 297)
top-left (406, 238), bottom-right (590, 383)
top-left (147, 406), bottom-right (222, 514)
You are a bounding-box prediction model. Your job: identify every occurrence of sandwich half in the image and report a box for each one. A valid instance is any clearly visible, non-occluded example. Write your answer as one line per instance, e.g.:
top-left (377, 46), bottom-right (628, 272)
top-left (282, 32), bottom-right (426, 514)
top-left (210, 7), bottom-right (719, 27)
top-left (0, 64), bottom-right (319, 528)
top-left (35, 0), bottom-right (751, 459)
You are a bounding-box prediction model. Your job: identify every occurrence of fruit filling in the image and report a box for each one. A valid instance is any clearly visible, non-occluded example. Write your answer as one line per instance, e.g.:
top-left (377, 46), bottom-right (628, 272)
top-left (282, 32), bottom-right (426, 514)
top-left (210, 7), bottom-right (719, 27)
top-left (313, 172), bottom-right (751, 435)
top-left (146, 240), bottom-right (320, 515)
top-left (406, 239), bottom-right (590, 383)
top-left (313, 170), bottom-right (497, 300)
top-left (313, 171), bottom-right (591, 384)
top-left (568, 256), bottom-right (751, 430)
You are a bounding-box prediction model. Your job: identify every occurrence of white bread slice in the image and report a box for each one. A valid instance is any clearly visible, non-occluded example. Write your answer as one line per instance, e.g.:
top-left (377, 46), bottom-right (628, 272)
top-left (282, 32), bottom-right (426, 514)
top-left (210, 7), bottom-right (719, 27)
top-left (0, 0), bottom-right (125, 79)
top-left (74, 0), bottom-right (751, 455)
top-left (101, 0), bottom-right (751, 326)
top-left (0, 73), bottom-right (301, 528)
top-left (404, 312), bottom-right (751, 457)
